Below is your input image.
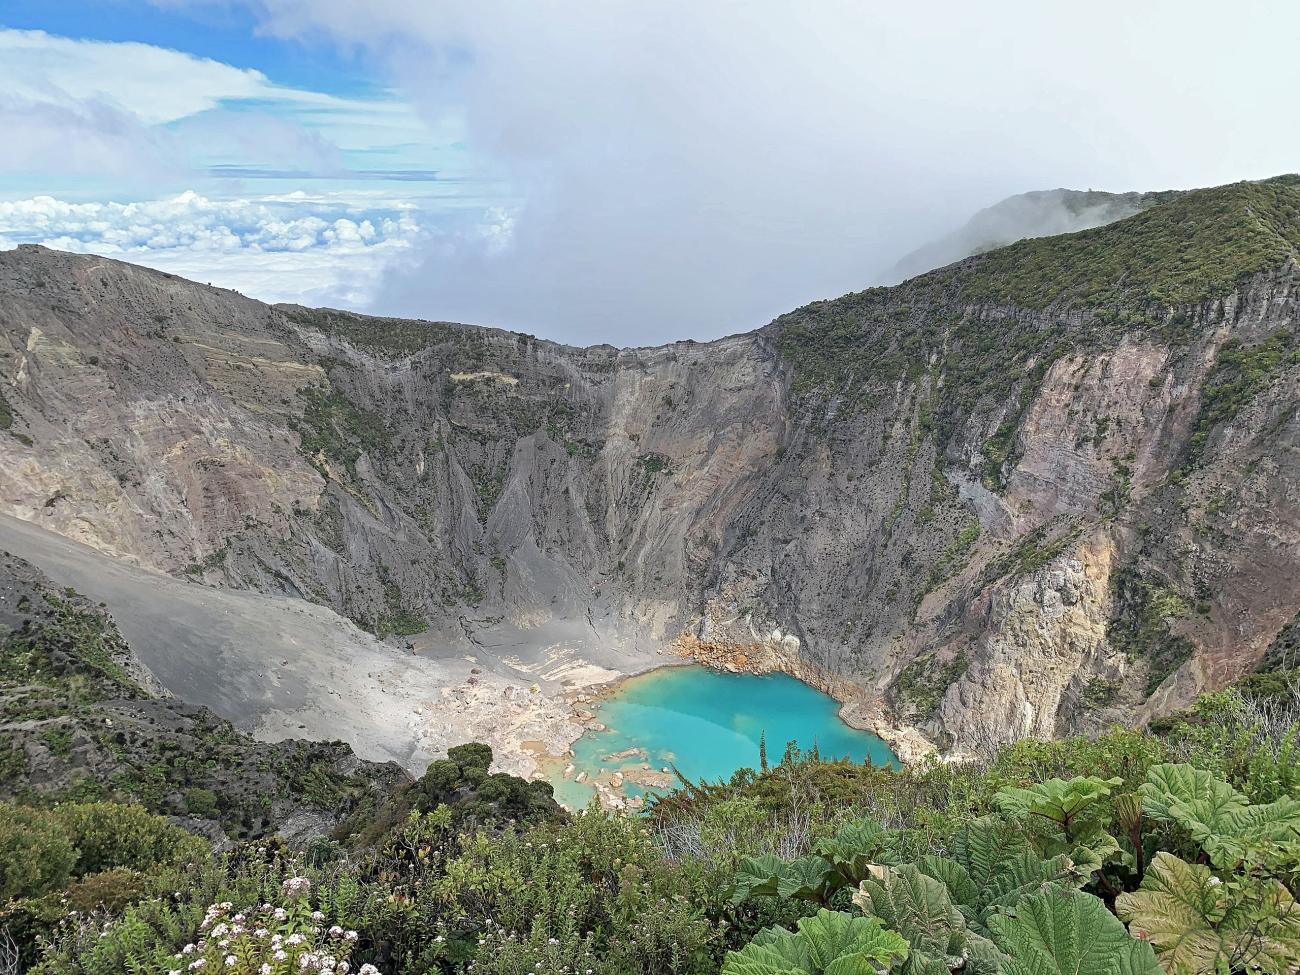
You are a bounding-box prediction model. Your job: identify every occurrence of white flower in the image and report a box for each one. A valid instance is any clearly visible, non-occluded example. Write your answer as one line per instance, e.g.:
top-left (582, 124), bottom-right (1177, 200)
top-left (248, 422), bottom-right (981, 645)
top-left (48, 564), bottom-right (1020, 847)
top-left (261, 967), bottom-right (272, 975)
top-left (224, 956), bottom-right (238, 967)
top-left (274, 950), bottom-right (288, 961)
top-left (329, 926), bottom-right (344, 937)
top-left (344, 931), bottom-right (358, 942)
top-left (358, 966), bottom-right (381, 975)
top-left (189, 962), bottom-right (206, 971)
top-left (183, 945), bottom-right (196, 955)
top-left (311, 911), bottom-right (325, 922)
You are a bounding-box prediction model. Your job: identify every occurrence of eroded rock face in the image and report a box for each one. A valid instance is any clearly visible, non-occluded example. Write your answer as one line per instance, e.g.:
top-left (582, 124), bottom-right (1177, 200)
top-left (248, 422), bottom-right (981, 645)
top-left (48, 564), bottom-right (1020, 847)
top-left (1, 244), bottom-right (1298, 752)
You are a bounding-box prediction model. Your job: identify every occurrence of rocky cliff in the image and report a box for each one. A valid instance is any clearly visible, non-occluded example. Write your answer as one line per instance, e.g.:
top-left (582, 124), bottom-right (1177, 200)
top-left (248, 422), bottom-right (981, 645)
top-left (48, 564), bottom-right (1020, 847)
top-left (2, 175), bottom-right (1298, 755)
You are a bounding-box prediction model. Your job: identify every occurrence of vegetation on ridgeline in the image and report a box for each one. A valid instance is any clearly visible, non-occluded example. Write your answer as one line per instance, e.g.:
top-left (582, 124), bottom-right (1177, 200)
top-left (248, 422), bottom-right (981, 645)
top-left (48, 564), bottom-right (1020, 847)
top-left (0, 555), bottom-right (408, 845)
top-left (281, 306), bottom-right (472, 358)
top-left (939, 175), bottom-right (1300, 311)
top-left (774, 177), bottom-right (1300, 477)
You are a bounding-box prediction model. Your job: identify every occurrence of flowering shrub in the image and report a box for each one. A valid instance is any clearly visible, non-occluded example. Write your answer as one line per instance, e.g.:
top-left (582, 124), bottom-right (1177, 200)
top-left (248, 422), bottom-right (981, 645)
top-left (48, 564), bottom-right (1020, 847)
top-left (167, 878), bottom-right (380, 975)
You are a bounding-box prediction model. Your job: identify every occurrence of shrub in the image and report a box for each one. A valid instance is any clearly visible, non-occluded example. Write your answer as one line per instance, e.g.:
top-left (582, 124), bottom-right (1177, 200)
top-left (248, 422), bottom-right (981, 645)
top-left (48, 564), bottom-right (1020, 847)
top-left (162, 878), bottom-right (378, 975)
top-left (52, 802), bottom-right (209, 876)
top-left (184, 787), bottom-right (219, 817)
top-left (0, 803), bottom-right (76, 901)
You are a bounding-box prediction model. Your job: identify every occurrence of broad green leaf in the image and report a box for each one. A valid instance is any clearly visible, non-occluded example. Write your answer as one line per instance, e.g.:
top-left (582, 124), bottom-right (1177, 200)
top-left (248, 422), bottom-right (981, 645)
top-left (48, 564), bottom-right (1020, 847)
top-left (727, 924), bottom-right (816, 974)
top-left (916, 855), bottom-right (979, 909)
top-left (852, 864), bottom-right (964, 954)
top-left (721, 943), bottom-right (809, 975)
top-left (990, 888), bottom-right (1161, 975)
top-left (816, 817), bottom-right (890, 884)
top-left (995, 777), bottom-right (1123, 828)
top-left (996, 777), bottom-right (1125, 871)
top-left (951, 815), bottom-right (1033, 890)
top-left (1141, 764), bottom-right (1300, 866)
top-left (1213, 795), bottom-right (1300, 846)
top-left (979, 851), bottom-right (1084, 925)
top-left (724, 911), bottom-right (909, 975)
top-left (798, 909), bottom-right (910, 972)
top-left (1139, 764), bottom-right (1246, 830)
top-left (923, 820), bottom-right (1083, 935)
top-left (732, 854), bottom-right (837, 904)
top-left (1116, 851), bottom-right (1300, 975)
top-left (776, 856), bottom-right (839, 901)
top-left (854, 864), bottom-right (1009, 975)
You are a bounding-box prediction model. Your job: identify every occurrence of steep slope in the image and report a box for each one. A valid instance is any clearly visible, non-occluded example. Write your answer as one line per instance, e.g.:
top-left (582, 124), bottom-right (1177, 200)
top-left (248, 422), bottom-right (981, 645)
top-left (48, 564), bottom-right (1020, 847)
top-left (1, 175), bottom-right (1298, 756)
top-left (0, 547), bottom-right (408, 842)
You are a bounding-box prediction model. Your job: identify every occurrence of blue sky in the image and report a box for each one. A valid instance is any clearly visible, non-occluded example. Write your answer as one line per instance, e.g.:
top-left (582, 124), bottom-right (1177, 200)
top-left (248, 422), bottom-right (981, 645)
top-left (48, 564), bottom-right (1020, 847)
top-left (1, 2), bottom-right (1298, 344)
top-left (2, 0), bottom-right (377, 96)
top-left (0, 1), bottom-right (508, 309)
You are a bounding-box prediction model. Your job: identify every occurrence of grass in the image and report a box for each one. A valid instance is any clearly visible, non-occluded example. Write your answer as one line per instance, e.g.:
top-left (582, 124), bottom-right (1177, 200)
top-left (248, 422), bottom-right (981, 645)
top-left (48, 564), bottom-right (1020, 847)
top-left (990, 523), bottom-right (1080, 578)
top-left (892, 652), bottom-right (969, 719)
top-left (375, 581), bottom-right (427, 639)
top-left (943, 176), bottom-right (1300, 310)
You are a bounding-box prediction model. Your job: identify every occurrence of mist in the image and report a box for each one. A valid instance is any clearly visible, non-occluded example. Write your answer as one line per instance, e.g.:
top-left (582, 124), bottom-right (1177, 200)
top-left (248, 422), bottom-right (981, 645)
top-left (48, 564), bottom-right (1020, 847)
top-left (174, 0), bottom-right (1300, 346)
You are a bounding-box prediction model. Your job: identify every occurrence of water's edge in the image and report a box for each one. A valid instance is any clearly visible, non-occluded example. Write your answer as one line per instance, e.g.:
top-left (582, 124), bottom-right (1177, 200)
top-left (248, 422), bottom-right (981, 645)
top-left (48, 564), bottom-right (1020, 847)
top-left (546, 664), bottom-right (901, 810)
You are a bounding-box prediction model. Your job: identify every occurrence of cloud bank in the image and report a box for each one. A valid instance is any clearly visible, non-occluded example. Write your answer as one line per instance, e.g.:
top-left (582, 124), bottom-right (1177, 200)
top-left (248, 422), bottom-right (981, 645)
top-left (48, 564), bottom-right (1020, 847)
top-left (154, 0), bottom-right (1300, 346)
top-left (0, 192), bottom-right (421, 306)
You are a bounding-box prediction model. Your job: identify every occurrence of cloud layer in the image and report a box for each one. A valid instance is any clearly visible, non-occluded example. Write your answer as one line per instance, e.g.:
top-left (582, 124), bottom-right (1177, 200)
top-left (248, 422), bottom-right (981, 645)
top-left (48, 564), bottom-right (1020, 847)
top-left (7, 5), bottom-right (1300, 345)
top-left (158, 0), bottom-right (1300, 345)
top-left (0, 191), bottom-right (421, 306)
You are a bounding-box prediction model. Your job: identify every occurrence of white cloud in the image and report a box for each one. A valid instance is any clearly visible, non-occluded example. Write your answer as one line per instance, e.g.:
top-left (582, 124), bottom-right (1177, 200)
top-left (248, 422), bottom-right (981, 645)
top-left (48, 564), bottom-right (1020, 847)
top-left (0, 191), bottom-right (422, 307)
top-left (154, 0), bottom-right (1300, 345)
top-left (0, 28), bottom-right (438, 188)
top-left (0, 28), bottom-right (269, 125)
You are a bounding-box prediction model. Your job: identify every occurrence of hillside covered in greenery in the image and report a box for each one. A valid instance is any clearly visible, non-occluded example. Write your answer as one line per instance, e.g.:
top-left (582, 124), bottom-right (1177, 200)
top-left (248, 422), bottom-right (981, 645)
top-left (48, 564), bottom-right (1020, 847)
top-left (776, 175), bottom-right (1300, 415)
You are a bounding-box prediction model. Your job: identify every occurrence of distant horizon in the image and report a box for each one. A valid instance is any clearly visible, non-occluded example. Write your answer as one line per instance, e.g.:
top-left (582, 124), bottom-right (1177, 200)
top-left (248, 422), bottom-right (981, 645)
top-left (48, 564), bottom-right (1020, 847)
top-left (2, 2), bottom-right (1299, 345)
top-left (10, 170), bottom-right (1296, 350)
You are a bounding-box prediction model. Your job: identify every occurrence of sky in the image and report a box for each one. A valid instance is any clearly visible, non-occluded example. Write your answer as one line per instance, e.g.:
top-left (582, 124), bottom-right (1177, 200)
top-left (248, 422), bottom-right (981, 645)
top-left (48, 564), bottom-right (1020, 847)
top-left (1, 1), bottom-right (1298, 346)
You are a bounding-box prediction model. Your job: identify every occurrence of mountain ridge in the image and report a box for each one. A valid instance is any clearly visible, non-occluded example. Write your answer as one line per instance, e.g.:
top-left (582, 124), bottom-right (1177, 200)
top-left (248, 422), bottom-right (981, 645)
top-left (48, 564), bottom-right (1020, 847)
top-left (1, 175), bottom-right (1298, 770)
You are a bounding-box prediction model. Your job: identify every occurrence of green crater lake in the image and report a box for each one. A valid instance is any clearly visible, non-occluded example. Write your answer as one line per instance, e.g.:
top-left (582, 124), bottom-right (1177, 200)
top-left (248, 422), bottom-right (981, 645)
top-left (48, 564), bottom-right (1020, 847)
top-left (551, 665), bottom-right (898, 809)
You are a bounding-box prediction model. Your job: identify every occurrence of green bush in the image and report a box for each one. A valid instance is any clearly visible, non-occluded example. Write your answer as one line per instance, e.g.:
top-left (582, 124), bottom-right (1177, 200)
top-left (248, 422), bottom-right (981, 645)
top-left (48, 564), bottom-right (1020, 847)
top-left (0, 802), bottom-right (76, 901)
top-left (183, 786), bottom-right (218, 817)
top-left (53, 802), bottom-right (209, 875)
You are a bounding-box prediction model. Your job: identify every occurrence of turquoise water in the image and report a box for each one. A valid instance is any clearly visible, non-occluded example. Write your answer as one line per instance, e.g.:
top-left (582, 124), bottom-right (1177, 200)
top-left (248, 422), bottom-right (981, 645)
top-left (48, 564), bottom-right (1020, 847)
top-left (551, 666), bottom-right (898, 809)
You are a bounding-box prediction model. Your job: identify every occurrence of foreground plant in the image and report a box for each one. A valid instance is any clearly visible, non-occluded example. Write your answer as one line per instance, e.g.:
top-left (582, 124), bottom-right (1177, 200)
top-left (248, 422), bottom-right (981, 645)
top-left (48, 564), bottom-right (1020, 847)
top-left (166, 878), bottom-right (378, 975)
top-left (721, 909), bottom-right (909, 975)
